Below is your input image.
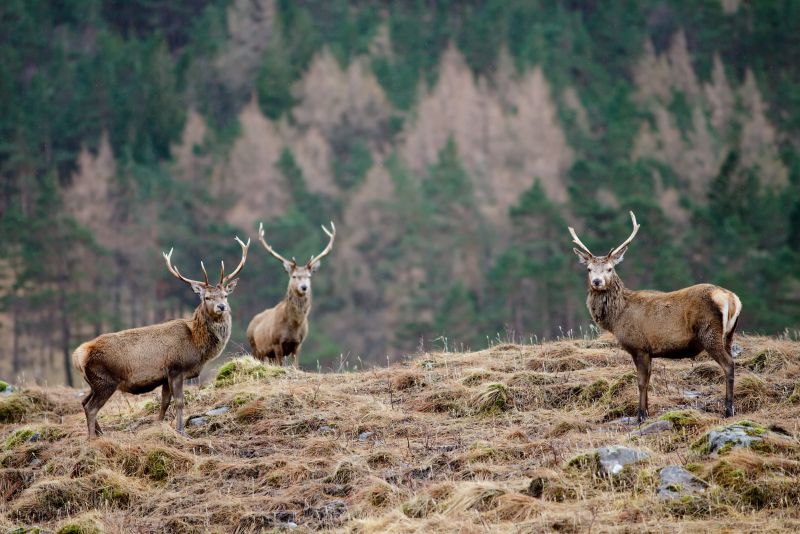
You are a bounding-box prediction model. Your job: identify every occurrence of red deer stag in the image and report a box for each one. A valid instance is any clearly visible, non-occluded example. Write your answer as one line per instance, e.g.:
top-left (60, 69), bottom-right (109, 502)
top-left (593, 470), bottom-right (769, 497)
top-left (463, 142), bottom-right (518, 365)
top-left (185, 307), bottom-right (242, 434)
top-left (247, 222), bottom-right (335, 368)
top-left (568, 212), bottom-right (741, 422)
top-left (73, 236), bottom-right (250, 438)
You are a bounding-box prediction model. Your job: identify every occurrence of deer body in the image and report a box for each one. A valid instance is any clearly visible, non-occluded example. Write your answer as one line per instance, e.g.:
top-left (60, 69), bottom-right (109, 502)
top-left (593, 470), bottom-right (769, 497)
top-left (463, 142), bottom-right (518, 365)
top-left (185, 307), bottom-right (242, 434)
top-left (570, 212), bottom-right (741, 422)
top-left (247, 289), bottom-right (310, 366)
top-left (247, 222), bottom-right (335, 368)
top-left (73, 237), bottom-right (249, 438)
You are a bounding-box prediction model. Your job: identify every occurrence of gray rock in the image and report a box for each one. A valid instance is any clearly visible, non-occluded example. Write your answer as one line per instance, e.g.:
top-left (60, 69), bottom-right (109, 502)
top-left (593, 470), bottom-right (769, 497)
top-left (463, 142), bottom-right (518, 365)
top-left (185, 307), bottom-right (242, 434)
top-left (631, 420), bottom-right (673, 436)
top-left (731, 344), bottom-right (743, 358)
top-left (597, 445), bottom-right (650, 475)
top-left (188, 416), bottom-right (208, 426)
top-left (27, 432), bottom-right (42, 443)
top-left (682, 390), bottom-right (703, 399)
top-left (0, 384), bottom-right (15, 395)
top-left (358, 431), bottom-right (374, 441)
top-left (319, 425), bottom-right (333, 432)
top-left (658, 465), bottom-right (707, 499)
top-left (706, 422), bottom-right (765, 454)
top-left (287, 522), bottom-right (298, 529)
top-left (206, 406), bottom-right (229, 416)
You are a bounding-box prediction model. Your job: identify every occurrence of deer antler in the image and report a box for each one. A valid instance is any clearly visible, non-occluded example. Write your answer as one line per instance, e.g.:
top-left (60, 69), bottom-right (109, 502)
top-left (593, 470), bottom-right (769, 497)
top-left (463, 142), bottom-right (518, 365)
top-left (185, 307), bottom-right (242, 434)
top-left (568, 225), bottom-right (594, 257)
top-left (308, 222), bottom-right (336, 267)
top-left (258, 222), bottom-right (295, 268)
top-left (221, 235), bottom-right (250, 285)
top-left (609, 211), bottom-right (640, 257)
top-left (163, 248), bottom-right (209, 287)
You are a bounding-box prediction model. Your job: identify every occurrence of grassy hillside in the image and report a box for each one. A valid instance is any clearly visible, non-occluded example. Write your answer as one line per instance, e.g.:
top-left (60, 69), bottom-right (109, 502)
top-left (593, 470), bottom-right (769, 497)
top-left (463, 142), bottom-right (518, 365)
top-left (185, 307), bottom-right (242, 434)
top-left (1, 334), bottom-right (799, 532)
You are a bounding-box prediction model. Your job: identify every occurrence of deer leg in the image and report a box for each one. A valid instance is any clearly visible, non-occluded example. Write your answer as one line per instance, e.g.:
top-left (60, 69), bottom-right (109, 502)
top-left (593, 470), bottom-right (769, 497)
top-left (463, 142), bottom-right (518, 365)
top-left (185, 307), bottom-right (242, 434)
top-left (272, 343), bottom-right (284, 367)
top-left (85, 384), bottom-right (116, 439)
top-left (168, 373), bottom-right (186, 435)
top-left (708, 347), bottom-right (735, 418)
top-left (157, 383), bottom-right (172, 421)
top-left (633, 354), bottom-right (652, 424)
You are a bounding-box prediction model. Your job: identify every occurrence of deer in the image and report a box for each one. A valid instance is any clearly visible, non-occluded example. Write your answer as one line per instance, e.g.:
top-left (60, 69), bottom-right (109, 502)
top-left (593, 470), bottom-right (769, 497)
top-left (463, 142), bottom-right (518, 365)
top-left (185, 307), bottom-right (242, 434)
top-left (247, 221), bottom-right (335, 368)
top-left (72, 236), bottom-right (250, 438)
top-left (568, 211), bottom-right (742, 423)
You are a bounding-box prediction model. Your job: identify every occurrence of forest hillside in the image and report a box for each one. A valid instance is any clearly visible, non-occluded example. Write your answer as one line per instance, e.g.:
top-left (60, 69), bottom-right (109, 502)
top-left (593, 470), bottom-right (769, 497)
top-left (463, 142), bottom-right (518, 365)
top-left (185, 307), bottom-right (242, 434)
top-left (1, 0), bottom-right (800, 384)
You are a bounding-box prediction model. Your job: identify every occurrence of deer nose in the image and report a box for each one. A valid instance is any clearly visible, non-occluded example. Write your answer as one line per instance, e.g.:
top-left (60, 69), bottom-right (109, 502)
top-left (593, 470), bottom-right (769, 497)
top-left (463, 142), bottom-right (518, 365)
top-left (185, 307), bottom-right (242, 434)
top-left (216, 303), bottom-right (226, 311)
top-left (592, 278), bottom-right (603, 287)
top-left (299, 284), bottom-right (308, 292)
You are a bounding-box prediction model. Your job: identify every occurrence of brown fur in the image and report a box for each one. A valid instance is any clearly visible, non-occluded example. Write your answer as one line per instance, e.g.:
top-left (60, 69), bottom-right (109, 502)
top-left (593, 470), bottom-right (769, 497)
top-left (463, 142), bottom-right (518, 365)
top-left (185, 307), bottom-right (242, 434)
top-left (73, 239), bottom-right (248, 439)
top-left (571, 213), bottom-right (742, 421)
top-left (247, 221), bottom-right (335, 368)
top-left (247, 285), bottom-right (311, 367)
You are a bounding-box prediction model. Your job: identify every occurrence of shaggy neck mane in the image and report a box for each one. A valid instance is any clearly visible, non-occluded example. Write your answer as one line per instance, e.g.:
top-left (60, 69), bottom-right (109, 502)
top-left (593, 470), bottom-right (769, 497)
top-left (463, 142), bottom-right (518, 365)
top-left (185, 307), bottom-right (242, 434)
top-left (587, 275), bottom-right (628, 331)
top-left (190, 304), bottom-right (231, 357)
top-left (285, 288), bottom-right (311, 323)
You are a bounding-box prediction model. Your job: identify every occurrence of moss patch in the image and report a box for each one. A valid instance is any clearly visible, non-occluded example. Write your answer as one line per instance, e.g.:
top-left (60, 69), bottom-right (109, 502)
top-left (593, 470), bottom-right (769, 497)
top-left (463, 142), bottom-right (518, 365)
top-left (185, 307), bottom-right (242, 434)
top-left (3, 426), bottom-right (63, 450)
top-left (659, 410), bottom-right (703, 430)
top-left (215, 357), bottom-right (286, 387)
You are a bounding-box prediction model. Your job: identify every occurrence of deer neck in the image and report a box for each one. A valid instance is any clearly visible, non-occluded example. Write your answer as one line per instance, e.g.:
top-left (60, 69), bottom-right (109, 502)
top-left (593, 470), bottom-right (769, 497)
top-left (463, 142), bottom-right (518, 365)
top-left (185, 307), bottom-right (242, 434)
top-left (190, 304), bottom-right (232, 362)
top-left (285, 288), bottom-right (311, 322)
top-left (587, 276), bottom-right (628, 332)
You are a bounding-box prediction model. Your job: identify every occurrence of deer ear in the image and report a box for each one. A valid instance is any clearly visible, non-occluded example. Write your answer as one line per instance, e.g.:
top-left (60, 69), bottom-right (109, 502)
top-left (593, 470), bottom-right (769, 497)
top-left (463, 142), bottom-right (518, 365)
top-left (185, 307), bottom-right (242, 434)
top-left (611, 246), bottom-right (627, 265)
top-left (224, 278), bottom-right (239, 293)
top-left (309, 260), bottom-right (321, 273)
top-left (191, 282), bottom-right (205, 295)
top-left (283, 261), bottom-right (294, 274)
top-left (573, 248), bottom-right (591, 264)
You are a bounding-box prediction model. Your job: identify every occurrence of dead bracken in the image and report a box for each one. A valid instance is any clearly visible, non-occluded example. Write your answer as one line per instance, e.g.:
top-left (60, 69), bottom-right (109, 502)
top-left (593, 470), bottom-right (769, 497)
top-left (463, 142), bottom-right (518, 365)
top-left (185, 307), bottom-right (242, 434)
top-left (0, 333), bottom-right (799, 532)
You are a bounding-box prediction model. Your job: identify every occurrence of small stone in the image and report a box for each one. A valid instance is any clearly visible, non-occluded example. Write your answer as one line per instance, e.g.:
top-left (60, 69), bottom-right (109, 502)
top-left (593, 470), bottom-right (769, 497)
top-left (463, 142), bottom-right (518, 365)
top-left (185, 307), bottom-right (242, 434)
top-left (27, 432), bottom-right (42, 443)
top-left (358, 431), bottom-right (374, 441)
top-left (631, 420), bottom-right (673, 436)
top-left (658, 465), bottom-right (706, 499)
top-left (597, 445), bottom-right (650, 476)
top-left (731, 344), bottom-right (743, 358)
top-left (319, 425), bottom-right (332, 432)
top-left (287, 522), bottom-right (298, 529)
top-left (682, 390), bottom-right (702, 399)
top-left (206, 406), bottom-right (230, 416)
top-left (188, 416), bottom-right (208, 426)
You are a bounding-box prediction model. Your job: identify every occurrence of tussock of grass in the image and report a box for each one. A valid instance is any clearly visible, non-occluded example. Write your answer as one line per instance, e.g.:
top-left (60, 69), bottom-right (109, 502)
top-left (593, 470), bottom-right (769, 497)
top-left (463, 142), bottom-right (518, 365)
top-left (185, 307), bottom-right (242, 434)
top-left (214, 356), bottom-right (286, 387)
top-left (1, 334), bottom-right (799, 532)
top-left (471, 383), bottom-right (511, 415)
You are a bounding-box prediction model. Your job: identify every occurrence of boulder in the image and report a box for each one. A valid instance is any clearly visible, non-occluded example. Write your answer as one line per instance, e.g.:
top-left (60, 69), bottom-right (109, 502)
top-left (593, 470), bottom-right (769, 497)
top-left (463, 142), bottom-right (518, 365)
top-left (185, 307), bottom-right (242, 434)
top-left (658, 465), bottom-right (707, 499)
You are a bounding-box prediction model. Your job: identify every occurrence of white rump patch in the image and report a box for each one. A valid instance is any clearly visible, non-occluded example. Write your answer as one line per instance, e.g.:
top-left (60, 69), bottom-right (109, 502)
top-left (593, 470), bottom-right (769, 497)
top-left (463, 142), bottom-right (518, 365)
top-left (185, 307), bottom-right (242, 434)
top-left (711, 289), bottom-right (741, 336)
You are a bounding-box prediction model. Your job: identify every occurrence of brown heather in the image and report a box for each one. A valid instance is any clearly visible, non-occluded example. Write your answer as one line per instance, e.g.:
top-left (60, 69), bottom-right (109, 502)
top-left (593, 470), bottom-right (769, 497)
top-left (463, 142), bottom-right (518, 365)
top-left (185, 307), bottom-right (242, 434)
top-left (0, 333), bottom-right (799, 532)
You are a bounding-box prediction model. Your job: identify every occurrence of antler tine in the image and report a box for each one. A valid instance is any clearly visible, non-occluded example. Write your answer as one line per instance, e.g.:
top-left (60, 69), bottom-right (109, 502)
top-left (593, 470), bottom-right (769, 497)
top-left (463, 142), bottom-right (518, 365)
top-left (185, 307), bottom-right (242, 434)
top-left (308, 221), bottom-right (336, 266)
top-left (568, 226), bottom-right (594, 257)
top-left (163, 247), bottom-right (207, 287)
top-left (609, 211), bottom-right (640, 257)
top-left (258, 222), bottom-right (294, 267)
top-left (222, 235), bottom-right (250, 284)
top-left (200, 261), bottom-right (210, 286)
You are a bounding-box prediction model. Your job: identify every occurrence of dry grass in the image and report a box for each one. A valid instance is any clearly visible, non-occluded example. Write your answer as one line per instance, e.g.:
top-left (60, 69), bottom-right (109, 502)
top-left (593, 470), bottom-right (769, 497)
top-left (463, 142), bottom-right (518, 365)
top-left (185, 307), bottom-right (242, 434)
top-left (1, 334), bottom-right (799, 532)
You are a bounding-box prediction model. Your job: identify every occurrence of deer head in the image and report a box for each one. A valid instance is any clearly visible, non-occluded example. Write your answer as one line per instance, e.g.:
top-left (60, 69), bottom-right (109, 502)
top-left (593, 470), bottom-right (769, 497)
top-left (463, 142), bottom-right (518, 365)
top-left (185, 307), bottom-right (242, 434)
top-left (569, 211), bottom-right (640, 291)
top-left (163, 236), bottom-right (250, 317)
top-left (257, 222), bottom-right (336, 297)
